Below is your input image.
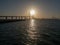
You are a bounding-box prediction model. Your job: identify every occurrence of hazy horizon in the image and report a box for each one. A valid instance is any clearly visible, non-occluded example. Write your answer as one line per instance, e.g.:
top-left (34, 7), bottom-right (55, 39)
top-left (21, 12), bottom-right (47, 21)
top-left (0, 0), bottom-right (60, 19)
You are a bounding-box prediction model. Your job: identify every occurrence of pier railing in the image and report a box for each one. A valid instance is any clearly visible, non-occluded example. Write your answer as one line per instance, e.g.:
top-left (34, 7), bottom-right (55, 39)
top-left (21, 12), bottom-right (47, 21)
top-left (0, 16), bottom-right (30, 20)
top-left (0, 16), bottom-right (30, 22)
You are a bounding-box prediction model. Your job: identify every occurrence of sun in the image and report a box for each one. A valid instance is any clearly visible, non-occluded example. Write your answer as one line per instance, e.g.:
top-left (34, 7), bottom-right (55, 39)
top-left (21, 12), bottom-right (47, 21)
top-left (30, 9), bottom-right (35, 16)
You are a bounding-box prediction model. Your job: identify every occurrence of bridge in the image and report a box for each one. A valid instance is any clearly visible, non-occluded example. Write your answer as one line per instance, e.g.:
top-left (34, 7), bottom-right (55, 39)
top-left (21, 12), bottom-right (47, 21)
top-left (0, 16), bottom-right (31, 23)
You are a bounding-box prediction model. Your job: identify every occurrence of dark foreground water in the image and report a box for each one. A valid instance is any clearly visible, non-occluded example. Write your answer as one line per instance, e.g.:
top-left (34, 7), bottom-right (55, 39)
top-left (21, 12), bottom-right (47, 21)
top-left (0, 19), bottom-right (60, 45)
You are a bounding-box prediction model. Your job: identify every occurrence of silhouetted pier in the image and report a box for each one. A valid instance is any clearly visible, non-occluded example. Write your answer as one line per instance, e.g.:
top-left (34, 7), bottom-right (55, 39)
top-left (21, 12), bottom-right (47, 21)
top-left (0, 16), bottom-right (30, 23)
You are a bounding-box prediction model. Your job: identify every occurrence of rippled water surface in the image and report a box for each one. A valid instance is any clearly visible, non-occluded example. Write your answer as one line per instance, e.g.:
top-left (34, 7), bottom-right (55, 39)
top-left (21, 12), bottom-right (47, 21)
top-left (0, 19), bottom-right (60, 45)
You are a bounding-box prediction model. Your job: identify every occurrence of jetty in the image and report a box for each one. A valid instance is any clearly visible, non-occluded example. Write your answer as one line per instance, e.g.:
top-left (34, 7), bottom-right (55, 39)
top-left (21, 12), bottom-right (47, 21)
top-left (0, 16), bottom-right (30, 23)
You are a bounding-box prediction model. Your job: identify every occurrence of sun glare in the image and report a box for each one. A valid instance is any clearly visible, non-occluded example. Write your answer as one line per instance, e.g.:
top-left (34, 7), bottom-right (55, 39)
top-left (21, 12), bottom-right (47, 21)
top-left (30, 9), bottom-right (35, 16)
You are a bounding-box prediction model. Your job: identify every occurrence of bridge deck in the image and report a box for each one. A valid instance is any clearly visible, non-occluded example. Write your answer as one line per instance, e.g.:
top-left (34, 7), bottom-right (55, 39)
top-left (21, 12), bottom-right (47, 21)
top-left (0, 16), bottom-right (30, 23)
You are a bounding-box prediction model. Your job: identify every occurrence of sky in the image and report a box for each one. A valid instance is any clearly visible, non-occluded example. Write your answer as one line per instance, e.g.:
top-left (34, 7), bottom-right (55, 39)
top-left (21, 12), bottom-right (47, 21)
top-left (0, 0), bottom-right (60, 18)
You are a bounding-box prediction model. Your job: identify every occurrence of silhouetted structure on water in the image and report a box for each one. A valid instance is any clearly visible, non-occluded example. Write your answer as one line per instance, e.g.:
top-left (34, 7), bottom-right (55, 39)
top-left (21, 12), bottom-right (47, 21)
top-left (0, 16), bottom-right (30, 23)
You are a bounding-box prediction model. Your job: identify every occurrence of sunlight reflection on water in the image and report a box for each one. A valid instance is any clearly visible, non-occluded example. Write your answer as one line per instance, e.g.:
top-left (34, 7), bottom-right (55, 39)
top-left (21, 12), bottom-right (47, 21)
top-left (31, 19), bottom-right (35, 26)
top-left (26, 19), bottom-right (40, 45)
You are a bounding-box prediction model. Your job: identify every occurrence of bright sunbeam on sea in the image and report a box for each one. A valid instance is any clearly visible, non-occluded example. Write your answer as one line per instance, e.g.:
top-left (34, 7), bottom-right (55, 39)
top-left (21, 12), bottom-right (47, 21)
top-left (26, 19), bottom-right (40, 45)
